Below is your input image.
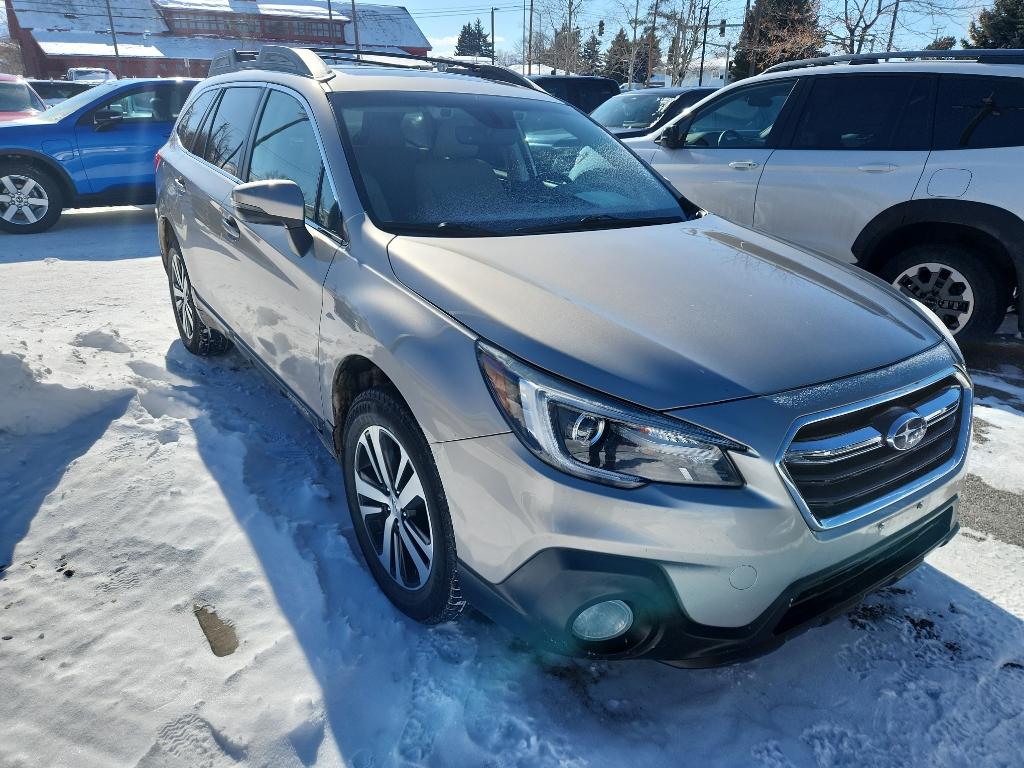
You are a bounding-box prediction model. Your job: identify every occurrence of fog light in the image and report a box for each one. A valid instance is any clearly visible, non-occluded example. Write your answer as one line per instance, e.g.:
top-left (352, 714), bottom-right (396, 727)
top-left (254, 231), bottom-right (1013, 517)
top-left (571, 600), bottom-right (634, 642)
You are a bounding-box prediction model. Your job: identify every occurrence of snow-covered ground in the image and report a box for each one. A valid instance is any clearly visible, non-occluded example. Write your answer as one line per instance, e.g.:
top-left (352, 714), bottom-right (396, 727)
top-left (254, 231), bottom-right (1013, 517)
top-left (1, 207), bottom-right (1022, 768)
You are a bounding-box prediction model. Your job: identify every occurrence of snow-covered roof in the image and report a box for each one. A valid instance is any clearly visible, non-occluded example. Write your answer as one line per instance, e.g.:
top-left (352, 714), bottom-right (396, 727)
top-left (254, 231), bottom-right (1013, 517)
top-left (11, 1), bottom-right (429, 51)
top-left (31, 29), bottom-right (411, 60)
top-left (11, 0), bottom-right (170, 36)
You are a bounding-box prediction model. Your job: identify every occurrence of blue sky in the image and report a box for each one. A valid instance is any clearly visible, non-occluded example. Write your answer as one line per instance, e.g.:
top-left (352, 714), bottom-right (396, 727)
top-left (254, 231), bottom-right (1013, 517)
top-left (397, 0), bottom-right (982, 59)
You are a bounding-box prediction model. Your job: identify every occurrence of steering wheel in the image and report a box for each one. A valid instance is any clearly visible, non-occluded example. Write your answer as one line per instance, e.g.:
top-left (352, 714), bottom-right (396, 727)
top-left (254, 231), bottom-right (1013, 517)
top-left (717, 129), bottom-right (742, 147)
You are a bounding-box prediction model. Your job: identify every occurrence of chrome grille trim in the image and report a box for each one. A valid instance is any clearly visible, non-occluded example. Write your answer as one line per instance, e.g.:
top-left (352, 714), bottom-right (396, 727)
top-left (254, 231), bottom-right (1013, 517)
top-left (776, 368), bottom-right (972, 532)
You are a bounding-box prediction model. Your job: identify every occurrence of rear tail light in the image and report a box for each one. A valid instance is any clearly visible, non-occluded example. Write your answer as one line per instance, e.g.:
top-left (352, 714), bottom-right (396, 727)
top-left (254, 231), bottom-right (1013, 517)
top-left (154, 152), bottom-right (162, 172)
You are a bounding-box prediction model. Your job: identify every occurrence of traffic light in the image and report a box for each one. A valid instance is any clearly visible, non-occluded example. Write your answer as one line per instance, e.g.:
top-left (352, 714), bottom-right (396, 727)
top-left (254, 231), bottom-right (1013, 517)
top-left (598, 19), bottom-right (605, 36)
top-left (719, 19), bottom-right (726, 36)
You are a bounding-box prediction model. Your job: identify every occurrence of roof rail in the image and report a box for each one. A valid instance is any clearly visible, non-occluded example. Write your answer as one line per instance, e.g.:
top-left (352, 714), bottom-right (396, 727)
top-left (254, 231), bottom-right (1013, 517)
top-left (208, 45), bottom-right (543, 92)
top-left (764, 48), bottom-right (1024, 74)
top-left (208, 46), bottom-right (335, 81)
top-left (307, 47), bottom-right (545, 91)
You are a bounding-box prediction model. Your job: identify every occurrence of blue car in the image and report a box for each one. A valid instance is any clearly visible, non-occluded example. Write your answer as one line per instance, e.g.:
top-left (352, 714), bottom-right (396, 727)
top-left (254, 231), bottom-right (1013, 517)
top-left (0, 78), bottom-right (197, 233)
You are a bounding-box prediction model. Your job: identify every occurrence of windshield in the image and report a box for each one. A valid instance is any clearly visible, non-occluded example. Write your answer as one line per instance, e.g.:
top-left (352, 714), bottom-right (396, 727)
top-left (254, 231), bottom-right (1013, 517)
top-left (0, 83), bottom-right (43, 113)
top-left (331, 91), bottom-right (686, 237)
top-left (32, 81), bottom-right (119, 122)
top-left (591, 92), bottom-right (681, 130)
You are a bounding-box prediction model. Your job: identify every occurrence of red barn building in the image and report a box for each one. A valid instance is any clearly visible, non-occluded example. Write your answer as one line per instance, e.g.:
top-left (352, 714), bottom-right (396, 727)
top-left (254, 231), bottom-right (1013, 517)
top-left (5, 0), bottom-right (429, 79)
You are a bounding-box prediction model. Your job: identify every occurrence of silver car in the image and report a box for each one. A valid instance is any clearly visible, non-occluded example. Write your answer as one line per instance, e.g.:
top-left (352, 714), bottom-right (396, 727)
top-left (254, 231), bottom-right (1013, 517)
top-left (155, 47), bottom-right (972, 666)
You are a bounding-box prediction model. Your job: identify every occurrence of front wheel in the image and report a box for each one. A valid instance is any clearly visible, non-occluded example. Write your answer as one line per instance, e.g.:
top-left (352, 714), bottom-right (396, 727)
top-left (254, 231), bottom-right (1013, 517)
top-left (0, 162), bottom-right (64, 234)
top-left (880, 244), bottom-right (1007, 341)
top-left (166, 242), bottom-right (230, 356)
top-left (342, 388), bottom-right (463, 624)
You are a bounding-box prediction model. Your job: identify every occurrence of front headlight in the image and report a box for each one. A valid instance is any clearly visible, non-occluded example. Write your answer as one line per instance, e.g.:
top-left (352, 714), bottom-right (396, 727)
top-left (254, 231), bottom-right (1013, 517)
top-left (477, 342), bottom-right (745, 489)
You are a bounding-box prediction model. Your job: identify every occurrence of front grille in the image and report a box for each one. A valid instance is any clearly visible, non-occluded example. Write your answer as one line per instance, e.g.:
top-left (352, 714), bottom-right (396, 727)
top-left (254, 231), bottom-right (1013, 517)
top-left (782, 375), bottom-right (963, 525)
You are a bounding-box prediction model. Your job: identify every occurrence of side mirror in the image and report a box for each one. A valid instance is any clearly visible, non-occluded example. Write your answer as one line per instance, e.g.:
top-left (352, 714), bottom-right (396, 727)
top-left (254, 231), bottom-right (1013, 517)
top-left (93, 109), bottom-right (123, 130)
top-left (232, 179), bottom-right (312, 256)
top-left (656, 118), bottom-right (691, 150)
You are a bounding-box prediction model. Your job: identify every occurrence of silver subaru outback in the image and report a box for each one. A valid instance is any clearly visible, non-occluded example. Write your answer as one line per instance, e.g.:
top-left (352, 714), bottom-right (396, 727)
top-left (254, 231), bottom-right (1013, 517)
top-left (155, 47), bottom-right (971, 666)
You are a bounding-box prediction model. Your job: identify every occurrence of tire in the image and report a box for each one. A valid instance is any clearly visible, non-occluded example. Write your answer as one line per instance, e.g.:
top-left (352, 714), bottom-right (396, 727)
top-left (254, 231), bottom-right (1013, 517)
top-left (879, 243), bottom-right (1007, 341)
top-left (0, 161), bottom-right (64, 234)
top-left (342, 387), bottom-right (464, 624)
top-left (166, 241), bottom-right (231, 356)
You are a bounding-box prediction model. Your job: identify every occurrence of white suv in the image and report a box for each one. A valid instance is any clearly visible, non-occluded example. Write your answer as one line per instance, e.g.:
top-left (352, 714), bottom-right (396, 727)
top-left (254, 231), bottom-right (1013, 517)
top-left (625, 50), bottom-right (1024, 340)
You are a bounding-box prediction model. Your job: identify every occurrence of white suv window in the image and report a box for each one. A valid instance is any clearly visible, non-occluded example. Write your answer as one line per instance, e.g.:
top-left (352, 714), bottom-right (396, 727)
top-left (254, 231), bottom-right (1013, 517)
top-left (684, 80), bottom-right (795, 149)
top-left (935, 75), bottom-right (1024, 150)
top-left (791, 75), bottom-right (932, 151)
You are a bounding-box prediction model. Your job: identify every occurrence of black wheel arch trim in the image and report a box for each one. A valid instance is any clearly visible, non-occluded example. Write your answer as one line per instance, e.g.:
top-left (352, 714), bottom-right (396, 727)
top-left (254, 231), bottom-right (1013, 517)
top-left (852, 199), bottom-right (1024, 331)
top-left (0, 148), bottom-right (78, 202)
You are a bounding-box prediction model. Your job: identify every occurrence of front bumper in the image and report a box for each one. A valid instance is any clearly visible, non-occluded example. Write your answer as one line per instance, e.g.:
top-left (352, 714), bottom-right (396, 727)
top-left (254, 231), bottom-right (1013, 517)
top-left (459, 498), bottom-right (959, 666)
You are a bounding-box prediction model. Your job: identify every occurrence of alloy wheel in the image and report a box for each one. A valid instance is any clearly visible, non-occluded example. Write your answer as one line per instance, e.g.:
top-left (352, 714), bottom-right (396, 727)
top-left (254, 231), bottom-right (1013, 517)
top-left (0, 174), bottom-right (49, 226)
top-left (170, 250), bottom-right (196, 341)
top-left (353, 425), bottom-right (433, 590)
top-left (891, 262), bottom-right (975, 333)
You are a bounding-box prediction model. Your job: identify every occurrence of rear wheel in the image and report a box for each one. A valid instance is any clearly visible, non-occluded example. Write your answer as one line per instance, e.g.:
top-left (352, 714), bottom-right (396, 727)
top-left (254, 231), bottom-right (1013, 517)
top-left (167, 242), bottom-right (230, 356)
top-left (880, 243), bottom-right (1007, 341)
top-left (0, 162), bottom-right (64, 234)
top-left (342, 388), bottom-right (463, 624)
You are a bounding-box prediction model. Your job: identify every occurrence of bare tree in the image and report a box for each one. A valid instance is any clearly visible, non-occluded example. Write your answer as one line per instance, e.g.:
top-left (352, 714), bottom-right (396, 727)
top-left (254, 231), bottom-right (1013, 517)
top-left (820, 0), bottom-right (974, 53)
top-left (0, 38), bottom-right (23, 75)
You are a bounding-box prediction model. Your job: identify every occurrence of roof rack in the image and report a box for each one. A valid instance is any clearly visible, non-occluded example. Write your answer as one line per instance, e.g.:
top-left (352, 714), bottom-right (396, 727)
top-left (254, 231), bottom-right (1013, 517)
top-left (764, 48), bottom-right (1024, 74)
top-left (208, 45), bottom-right (543, 92)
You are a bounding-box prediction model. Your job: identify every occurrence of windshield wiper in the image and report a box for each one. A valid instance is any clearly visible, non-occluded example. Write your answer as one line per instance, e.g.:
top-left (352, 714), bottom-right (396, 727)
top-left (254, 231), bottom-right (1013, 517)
top-left (513, 214), bottom-right (682, 235)
top-left (430, 221), bottom-right (501, 236)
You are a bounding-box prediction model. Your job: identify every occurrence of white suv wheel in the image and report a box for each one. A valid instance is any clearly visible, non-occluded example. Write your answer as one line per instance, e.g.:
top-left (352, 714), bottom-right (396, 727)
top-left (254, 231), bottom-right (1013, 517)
top-left (891, 262), bottom-right (976, 333)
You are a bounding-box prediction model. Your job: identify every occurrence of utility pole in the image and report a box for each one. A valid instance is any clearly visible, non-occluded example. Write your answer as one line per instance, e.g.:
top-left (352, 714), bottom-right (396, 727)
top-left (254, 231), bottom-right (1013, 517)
top-left (698, 3), bottom-right (709, 86)
top-left (528, 0), bottom-right (534, 74)
top-left (491, 7), bottom-right (496, 64)
top-left (724, 41), bottom-right (731, 85)
top-left (747, 0), bottom-right (762, 77)
top-left (522, 0), bottom-right (526, 73)
top-left (627, 0), bottom-right (639, 86)
top-left (644, 0), bottom-right (661, 86)
top-left (103, 0), bottom-right (122, 78)
top-left (327, 0), bottom-right (337, 53)
top-left (349, 0), bottom-right (361, 57)
top-left (566, 0), bottom-right (573, 74)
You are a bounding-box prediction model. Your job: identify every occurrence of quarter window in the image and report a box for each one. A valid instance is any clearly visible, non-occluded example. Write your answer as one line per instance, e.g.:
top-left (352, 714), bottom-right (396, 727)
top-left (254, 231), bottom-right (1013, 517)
top-left (248, 90), bottom-right (340, 231)
top-left (934, 75), bottom-right (1024, 150)
top-left (792, 75), bottom-right (932, 150)
top-left (176, 89), bottom-right (217, 153)
top-left (202, 87), bottom-right (263, 177)
top-left (685, 80), bottom-right (795, 149)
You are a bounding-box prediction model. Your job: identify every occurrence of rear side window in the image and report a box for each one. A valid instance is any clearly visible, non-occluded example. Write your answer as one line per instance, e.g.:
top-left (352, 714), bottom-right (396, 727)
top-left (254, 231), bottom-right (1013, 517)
top-left (935, 75), bottom-right (1024, 149)
top-left (791, 75), bottom-right (933, 150)
top-left (248, 90), bottom-right (335, 226)
top-left (176, 89), bottom-right (217, 153)
top-left (572, 81), bottom-right (618, 112)
top-left (202, 87), bottom-right (263, 177)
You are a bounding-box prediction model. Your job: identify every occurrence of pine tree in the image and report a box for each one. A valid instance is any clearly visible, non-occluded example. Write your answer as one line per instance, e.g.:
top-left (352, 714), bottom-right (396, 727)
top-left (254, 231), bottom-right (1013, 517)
top-left (581, 31), bottom-right (602, 74)
top-left (965, 0), bottom-right (1024, 47)
top-left (730, 0), bottom-right (822, 81)
top-left (454, 17), bottom-right (494, 57)
top-left (473, 18), bottom-right (494, 58)
top-left (633, 27), bottom-right (661, 84)
top-left (602, 27), bottom-right (632, 83)
top-left (454, 22), bottom-right (476, 56)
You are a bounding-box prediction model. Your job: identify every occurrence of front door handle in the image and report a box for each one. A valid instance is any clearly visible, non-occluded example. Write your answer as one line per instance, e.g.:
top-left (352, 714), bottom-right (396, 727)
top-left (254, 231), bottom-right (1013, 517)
top-left (221, 214), bottom-right (240, 240)
top-left (858, 163), bottom-right (897, 173)
top-left (728, 160), bottom-right (759, 170)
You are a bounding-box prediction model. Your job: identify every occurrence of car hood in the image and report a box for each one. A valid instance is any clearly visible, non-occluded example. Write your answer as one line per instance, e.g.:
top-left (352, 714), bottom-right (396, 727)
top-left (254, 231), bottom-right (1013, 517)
top-left (387, 216), bottom-right (941, 410)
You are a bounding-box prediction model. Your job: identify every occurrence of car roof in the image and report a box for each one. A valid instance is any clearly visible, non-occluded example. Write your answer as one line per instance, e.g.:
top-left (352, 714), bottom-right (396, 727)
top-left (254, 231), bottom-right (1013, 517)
top-left (614, 86), bottom-right (715, 96)
top-left (751, 60), bottom-right (1024, 82)
top-left (530, 74), bottom-right (616, 81)
top-left (0, 73), bottom-right (25, 83)
top-left (207, 63), bottom-right (559, 102)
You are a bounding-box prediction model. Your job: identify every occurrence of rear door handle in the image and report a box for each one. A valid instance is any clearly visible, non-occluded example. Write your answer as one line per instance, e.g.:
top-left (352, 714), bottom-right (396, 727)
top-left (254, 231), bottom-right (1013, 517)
top-left (221, 214), bottom-right (240, 240)
top-left (728, 160), bottom-right (759, 170)
top-left (857, 163), bottom-right (897, 173)
top-left (173, 176), bottom-right (186, 191)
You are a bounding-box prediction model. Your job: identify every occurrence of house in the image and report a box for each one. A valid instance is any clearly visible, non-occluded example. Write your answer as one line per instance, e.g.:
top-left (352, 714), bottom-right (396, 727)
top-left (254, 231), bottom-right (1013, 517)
top-left (4, 0), bottom-right (429, 78)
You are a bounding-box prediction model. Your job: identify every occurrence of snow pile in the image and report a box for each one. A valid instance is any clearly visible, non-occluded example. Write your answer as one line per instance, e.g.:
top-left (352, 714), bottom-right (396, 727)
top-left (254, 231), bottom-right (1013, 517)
top-left (0, 206), bottom-right (1022, 767)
